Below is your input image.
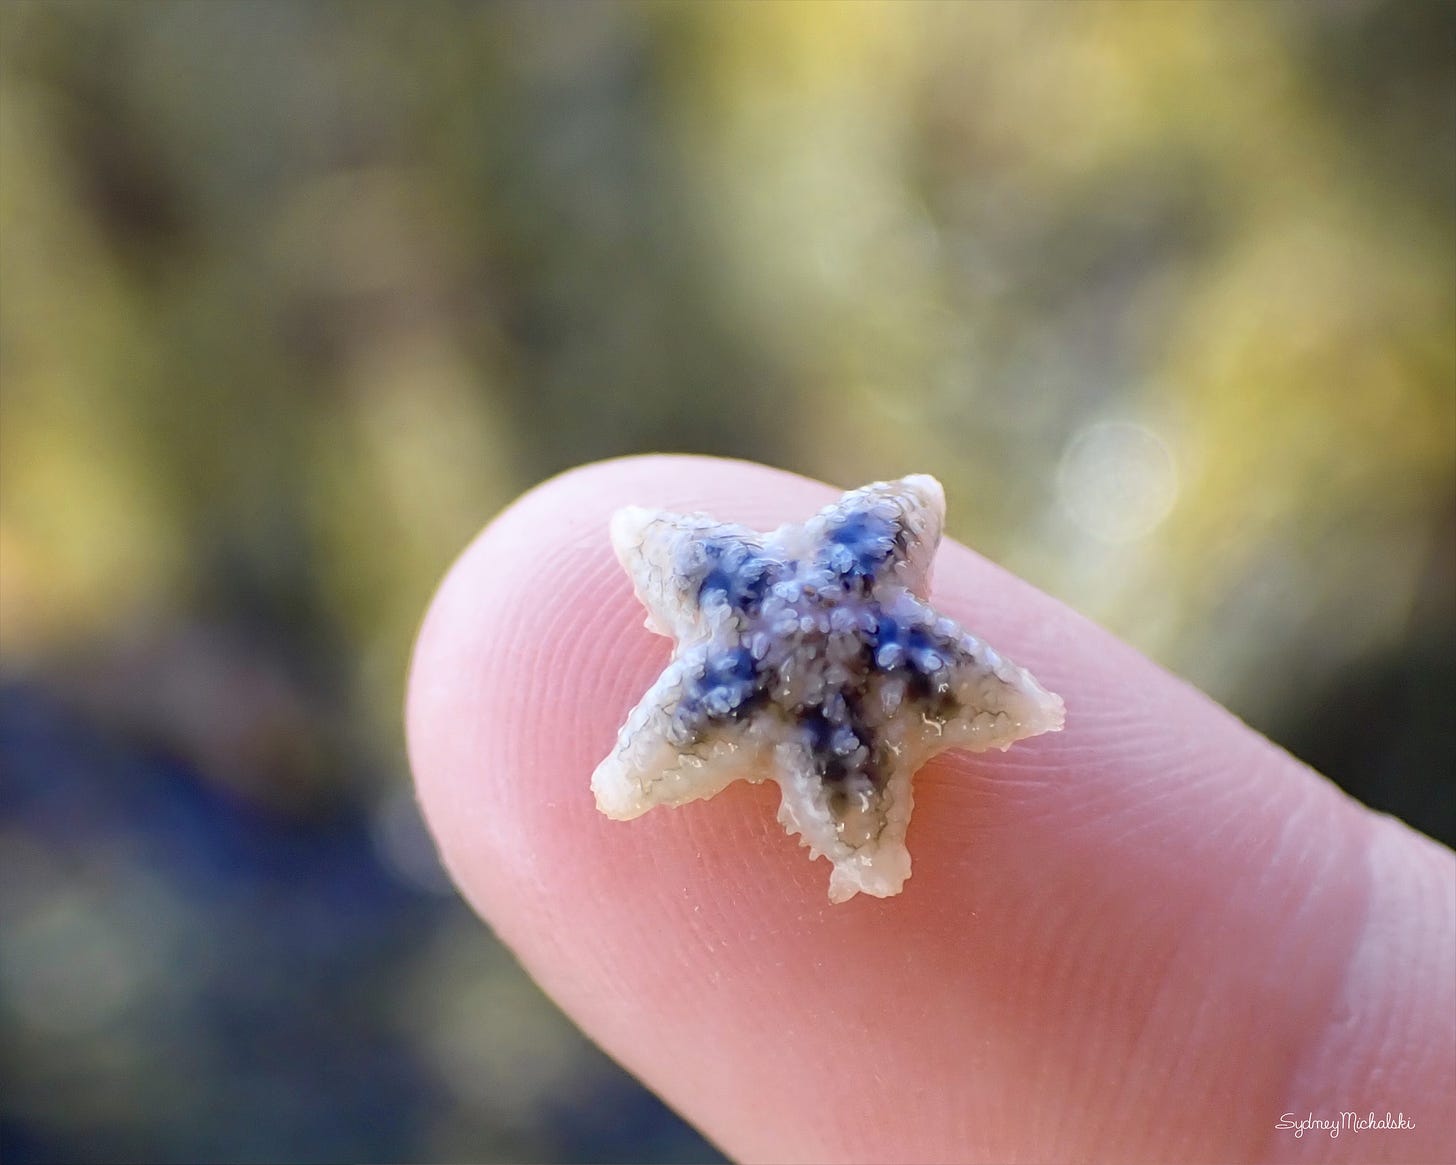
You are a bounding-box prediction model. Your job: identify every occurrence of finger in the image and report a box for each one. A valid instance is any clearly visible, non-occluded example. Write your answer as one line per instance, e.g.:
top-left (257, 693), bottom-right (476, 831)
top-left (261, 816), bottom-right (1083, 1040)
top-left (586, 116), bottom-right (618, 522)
top-left (407, 455), bottom-right (1455, 1165)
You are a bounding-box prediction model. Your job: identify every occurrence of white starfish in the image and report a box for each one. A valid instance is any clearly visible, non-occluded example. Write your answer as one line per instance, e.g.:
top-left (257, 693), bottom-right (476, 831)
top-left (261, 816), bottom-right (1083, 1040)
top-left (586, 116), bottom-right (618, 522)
top-left (592, 475), bottom-right (1065, 902)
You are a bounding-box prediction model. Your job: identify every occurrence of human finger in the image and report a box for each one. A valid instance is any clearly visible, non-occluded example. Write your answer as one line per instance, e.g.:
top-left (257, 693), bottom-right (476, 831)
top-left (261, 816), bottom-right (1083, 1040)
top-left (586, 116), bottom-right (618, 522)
top-left (407, 454), bottom-right (1455, 1164)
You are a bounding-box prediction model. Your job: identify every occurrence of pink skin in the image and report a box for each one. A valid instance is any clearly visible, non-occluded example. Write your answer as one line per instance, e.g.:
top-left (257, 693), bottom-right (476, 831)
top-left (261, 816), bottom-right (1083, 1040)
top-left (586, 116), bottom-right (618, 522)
top-left (407, 455), bottom-right (1455, 1165)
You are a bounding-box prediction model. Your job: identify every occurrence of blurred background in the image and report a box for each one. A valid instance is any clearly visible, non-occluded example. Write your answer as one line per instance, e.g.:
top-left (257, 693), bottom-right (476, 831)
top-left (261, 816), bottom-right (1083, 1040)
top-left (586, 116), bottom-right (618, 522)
top-left (1, 2), bottom-right (1452, 1162)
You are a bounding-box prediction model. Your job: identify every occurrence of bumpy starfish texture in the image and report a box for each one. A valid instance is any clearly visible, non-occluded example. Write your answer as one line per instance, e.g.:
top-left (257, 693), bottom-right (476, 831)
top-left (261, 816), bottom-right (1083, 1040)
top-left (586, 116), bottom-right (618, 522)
top-left (592, 475), bottom-right (1065, 903)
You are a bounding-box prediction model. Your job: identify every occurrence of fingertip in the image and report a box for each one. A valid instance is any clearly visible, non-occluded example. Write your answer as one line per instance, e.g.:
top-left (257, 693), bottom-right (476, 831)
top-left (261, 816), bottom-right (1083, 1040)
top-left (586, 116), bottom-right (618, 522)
top-left (406, 455), bottom-right (1452, 1164)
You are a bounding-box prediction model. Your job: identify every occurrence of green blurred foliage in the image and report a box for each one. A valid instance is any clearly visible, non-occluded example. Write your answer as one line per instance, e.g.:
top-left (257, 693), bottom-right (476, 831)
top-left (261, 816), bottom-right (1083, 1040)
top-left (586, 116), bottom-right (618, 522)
top-left (3, 1), bottom-right (1451, 724)
top-left (1, 1), bottom-right (1452, 1160)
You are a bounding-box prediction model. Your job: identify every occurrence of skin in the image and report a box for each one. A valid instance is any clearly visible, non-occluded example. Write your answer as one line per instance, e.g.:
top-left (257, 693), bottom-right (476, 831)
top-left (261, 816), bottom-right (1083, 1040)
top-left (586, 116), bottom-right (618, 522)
top-left (406, 455), bottom-right (1455, 1165)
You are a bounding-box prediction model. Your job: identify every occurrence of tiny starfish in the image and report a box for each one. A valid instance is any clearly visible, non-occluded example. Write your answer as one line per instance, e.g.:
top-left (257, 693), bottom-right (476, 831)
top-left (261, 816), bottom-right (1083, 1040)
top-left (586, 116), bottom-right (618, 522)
top-left (592, 475), bottom-right (1065, 902)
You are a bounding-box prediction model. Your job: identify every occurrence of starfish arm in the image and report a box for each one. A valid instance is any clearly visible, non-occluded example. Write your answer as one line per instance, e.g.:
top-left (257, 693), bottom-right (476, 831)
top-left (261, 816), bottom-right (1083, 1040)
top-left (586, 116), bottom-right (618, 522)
top-left (796, 474), bottom-right (946, 598)
top-left (943, 640), bottom-right (1071, 751)
top-left (591, 645), bottom-right (770, 819)
top-left (608, 506), bottom-right (710, 639)
top-left (610, 507), bottom-right (776, 639)
top-left (938, 628), bottom-right (1065, 752)
top-left (770, 739), bottom-right (915, 903)
top-left (868, 592), bottom-right (1065, 756)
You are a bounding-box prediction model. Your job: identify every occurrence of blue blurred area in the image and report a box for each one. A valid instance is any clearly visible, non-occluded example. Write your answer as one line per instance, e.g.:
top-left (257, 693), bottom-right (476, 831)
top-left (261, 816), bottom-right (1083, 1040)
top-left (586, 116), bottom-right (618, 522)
top-left (0, 680), bottom-right (721, 1164)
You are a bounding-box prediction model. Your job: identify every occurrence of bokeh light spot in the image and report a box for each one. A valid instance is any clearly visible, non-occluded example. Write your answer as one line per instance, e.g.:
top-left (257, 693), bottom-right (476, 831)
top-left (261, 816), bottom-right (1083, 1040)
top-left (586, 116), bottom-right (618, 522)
top-left (1056, 420), bottom-right (1180, 544)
